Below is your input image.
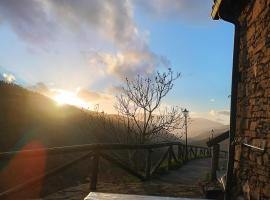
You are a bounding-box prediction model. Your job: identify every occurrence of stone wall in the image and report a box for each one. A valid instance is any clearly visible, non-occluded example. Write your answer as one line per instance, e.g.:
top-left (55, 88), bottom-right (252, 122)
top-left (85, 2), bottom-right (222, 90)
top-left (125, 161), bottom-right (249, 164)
top-left (233, 0), bottom-right (270, 199)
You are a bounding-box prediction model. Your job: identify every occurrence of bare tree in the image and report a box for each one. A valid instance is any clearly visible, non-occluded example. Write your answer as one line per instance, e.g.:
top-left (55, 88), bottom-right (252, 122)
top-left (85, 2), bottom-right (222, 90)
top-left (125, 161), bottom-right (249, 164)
top-left (114, 69), bottom-right (183, 144)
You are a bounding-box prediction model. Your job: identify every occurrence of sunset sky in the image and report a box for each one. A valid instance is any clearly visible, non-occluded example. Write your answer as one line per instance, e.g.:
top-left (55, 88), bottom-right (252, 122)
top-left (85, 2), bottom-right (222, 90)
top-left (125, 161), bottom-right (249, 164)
top-left (0, 0), bottom-right (234, 124)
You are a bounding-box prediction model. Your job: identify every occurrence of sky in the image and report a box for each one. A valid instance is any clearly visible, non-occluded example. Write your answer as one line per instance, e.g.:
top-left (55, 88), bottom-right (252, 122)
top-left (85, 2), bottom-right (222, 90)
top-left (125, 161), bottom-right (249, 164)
top-left (0, 0), bottom-right (234, 124)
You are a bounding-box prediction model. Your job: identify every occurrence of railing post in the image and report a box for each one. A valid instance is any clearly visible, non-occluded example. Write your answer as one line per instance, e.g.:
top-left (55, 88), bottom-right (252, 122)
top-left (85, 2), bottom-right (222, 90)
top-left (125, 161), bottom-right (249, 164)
top-left (90, 152), bottom-right (100, 191)
top-left (195, 147), bottom-right (198, 158)
top-left (211, 144), bottom-right (220, 181)
top-left (168, 145), bottom-right (172, 169)
top-left (178, 144), bottom-right (184, 161)
top-left (145, 148), bottom-right (152, 180)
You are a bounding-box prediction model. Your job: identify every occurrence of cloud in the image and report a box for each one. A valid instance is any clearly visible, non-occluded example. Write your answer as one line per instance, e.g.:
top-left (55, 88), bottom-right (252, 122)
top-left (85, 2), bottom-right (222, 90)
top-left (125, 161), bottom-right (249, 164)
top-left (210, 98), bottom-right (215, 102)
top-left (49, 0), bottom-right (138, 49)
top-left (0, 0), bottom-right (171, 81)
top-left (0, 0), bottom-right (137, 47)
top-left (134, 0), bottom-right (211, 22)
top-left (77, 89), bottom-right (110, 102)
top-left (0, 0), bottom-right (56, 45)
top-left (87, 50), bottom-right (170, 80)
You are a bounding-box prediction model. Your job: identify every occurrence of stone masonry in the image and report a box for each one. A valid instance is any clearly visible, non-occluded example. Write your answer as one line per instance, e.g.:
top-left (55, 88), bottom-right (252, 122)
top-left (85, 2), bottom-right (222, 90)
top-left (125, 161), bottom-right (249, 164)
top-left (232, 1), bottom-right (270, 199)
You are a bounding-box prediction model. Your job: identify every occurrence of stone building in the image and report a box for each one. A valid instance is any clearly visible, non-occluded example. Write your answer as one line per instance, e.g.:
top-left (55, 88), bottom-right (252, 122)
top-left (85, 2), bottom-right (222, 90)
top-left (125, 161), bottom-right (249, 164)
top-left (211, 0), bottom-right (270, 199)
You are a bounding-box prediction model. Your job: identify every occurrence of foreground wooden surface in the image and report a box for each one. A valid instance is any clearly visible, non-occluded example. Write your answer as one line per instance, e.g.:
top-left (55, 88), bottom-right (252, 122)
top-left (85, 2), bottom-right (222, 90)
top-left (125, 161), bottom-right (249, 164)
top-left (84, 192), bottom-right (210, 200)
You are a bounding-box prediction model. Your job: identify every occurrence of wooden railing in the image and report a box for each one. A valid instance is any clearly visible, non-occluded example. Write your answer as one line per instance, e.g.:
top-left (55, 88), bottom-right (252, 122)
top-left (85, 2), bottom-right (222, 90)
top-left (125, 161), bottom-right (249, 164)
top-left (206, 131), bottom-right (229, 181)
top-left (0, 142), bottom-right (213, 198)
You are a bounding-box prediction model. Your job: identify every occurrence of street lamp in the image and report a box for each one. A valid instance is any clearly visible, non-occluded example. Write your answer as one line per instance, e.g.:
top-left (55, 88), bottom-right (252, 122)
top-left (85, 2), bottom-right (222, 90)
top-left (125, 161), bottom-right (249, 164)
top-left (182, 108), bottom-right (189, 161)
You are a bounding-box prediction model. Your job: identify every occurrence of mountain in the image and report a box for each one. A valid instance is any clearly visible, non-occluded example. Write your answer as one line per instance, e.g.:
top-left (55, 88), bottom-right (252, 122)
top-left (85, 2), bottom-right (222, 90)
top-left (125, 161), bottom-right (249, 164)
top-left (188, 118), bottom-right (226, 139)
top-left (185, 118), bottom-right (229, 149)
top-left (0, 81), bottom-right (134, 195)
top-left (0, 81), bottom-right (119, 152)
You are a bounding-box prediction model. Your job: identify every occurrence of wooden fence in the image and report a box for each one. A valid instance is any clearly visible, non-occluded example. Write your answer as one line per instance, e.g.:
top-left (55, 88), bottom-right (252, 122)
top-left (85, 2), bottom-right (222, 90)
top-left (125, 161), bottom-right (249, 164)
top-left (0, 142), bottom-right (219, 198)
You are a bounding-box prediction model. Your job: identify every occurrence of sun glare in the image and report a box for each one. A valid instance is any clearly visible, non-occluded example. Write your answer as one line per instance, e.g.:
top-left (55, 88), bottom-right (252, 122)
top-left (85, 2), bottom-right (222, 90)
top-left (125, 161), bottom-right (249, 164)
top-left (51, 88), bottom-right (92, 109)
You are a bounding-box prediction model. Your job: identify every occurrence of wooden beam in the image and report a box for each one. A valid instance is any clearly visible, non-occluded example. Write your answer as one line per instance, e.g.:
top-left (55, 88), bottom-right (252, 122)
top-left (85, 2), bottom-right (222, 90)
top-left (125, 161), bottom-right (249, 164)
top-left (150, 149), bottom-right (169, 175)
top-left (206, 131), bottom-right (229, 147)
top-left (211, 144), bottom-right (220, 180)
top-left (145, 149), bottom-right (152, 180)
top-left (99, 152), bottom-right (145, 181)
top-left (90, 152), bottom-right (100, 191)
top-left (211, 0), bottom-right (223, 20)
top-left (0, 142), bottom-right (184, 159)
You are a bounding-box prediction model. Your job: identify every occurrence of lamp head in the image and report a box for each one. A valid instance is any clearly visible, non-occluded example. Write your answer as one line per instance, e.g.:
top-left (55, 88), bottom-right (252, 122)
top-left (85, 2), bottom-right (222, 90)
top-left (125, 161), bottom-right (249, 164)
top-left (182, 108), bottom-right (189, 117)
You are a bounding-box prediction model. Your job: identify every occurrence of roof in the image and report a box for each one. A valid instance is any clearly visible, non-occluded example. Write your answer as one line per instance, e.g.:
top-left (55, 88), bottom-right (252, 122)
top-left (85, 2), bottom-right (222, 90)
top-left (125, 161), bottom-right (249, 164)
top-left (211, 0), bottom-right (241, 23)
top-left (211, 0), bottom-right (223, 20)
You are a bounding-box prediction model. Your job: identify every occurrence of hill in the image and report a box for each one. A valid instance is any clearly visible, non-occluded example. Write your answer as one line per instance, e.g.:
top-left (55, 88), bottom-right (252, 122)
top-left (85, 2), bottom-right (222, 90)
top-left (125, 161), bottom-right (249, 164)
top-left (186, 118), bottom-right (229, 150)
top-left (0, 81), bottom-right (130, 195)
top-left (177, 117), bottom-right (229, 149)
top-left (0, 81), bottom-right (118, 152)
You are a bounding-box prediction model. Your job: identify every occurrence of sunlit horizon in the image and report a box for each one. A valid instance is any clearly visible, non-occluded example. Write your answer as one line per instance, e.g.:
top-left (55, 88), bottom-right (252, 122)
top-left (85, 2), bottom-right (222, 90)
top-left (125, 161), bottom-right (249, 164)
top-left (51, 88), bottom-right (93, 110)
top-left (0, 0), bottom-right (233, 125)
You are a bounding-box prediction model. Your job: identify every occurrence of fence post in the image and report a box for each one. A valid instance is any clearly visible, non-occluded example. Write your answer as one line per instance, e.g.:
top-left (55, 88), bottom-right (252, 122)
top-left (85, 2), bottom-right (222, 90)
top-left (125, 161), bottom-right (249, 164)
top-left (90, 152), bottom-right (100, 191)
top-left (177, 144), bottom-right (181, 161)
top-left (211, 144), bottom-right (220, 181)
top-left (145, 149), bottom-right (152, 180)
top-left (178, 144), bottom-right (185, 161)
top-left (168, 146), bottom-right (172, 169)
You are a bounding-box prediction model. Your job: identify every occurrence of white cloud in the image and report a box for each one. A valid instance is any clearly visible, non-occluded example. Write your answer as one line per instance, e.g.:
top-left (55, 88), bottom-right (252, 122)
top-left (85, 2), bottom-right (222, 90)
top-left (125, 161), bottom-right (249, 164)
top-left (210, 98), bottom-right (215, 102)
top-left (87, 49), bottom-right (170, 81)
top-left (0, 0), bottom-right (171, 82)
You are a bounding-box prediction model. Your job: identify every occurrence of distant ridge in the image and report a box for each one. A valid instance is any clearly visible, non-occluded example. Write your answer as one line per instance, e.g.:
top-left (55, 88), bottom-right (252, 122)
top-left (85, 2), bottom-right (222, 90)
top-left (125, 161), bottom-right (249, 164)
top-left (0, 81), bottom-right (112, 152)
top-left (184, 117), bottom-right (229, 149)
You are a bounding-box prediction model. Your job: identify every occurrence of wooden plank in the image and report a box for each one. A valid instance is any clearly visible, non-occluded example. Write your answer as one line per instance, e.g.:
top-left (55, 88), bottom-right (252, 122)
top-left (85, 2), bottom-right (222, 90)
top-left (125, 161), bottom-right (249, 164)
top-left (90, 152), bottom-right (100, 191)
top-left (206, 131), bottom-right (229, 147)
top-left (177, 144), bottom-right (184, 160)
top-left (99, 152), bottom-right (145, 181)
top-left (168, 146), bottom-right (172, 169)
top-left (0, 142), bottom-right (184, 159)
top-left (211, 144), bottom-right (220, 181)
top-left (145, 149), bottom-right (152, 180)
top-left (170, 147), bottom-right (178, 163)
top-left (150, 148), bottom-right (169, 175)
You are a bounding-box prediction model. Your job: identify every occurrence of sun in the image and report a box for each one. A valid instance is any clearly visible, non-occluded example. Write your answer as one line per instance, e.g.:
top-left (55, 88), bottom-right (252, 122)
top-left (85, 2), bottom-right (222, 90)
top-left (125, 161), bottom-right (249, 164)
top-left (51, 89), bottom-right (92, 109)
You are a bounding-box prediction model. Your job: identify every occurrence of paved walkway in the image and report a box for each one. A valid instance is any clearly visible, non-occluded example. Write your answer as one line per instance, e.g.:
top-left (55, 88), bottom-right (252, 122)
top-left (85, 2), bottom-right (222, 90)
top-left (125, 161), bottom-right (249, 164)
top-left (44, 158), bottom-right (211, 200)
top-left (154, 158), bottom-right (211, 185)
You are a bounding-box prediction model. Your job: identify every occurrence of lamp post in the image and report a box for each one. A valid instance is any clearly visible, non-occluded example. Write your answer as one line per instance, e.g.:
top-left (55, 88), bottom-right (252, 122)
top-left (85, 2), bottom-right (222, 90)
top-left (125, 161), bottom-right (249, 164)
top-left (182, 108), bottom-right (189, 162)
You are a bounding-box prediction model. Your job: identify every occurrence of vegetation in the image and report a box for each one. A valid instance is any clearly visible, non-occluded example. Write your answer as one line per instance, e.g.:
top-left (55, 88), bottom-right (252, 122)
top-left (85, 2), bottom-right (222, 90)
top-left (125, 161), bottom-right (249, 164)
top-left (115, 69), bottom-right (183, 144)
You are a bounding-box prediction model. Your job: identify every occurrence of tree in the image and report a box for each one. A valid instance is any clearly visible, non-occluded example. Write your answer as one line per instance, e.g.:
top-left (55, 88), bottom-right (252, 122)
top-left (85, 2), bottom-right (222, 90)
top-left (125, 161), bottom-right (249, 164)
top-left (114, 69), bottom-right (183, 144)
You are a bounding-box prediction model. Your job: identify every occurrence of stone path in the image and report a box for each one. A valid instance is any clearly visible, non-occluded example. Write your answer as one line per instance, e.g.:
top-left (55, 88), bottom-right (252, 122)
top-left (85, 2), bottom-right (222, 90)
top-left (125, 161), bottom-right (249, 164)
top-left (154, 158), bottom-right (212, 185)
top-left (43, 158), bottom-right (211, 200)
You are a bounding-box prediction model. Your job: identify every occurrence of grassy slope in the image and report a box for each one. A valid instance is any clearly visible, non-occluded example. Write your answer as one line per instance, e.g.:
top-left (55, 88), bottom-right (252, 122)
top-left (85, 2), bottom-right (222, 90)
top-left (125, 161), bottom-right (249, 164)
top-left (0, 82), bottom-right (126, 195)
top-left (0, 82), bottom-right (117, 152)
